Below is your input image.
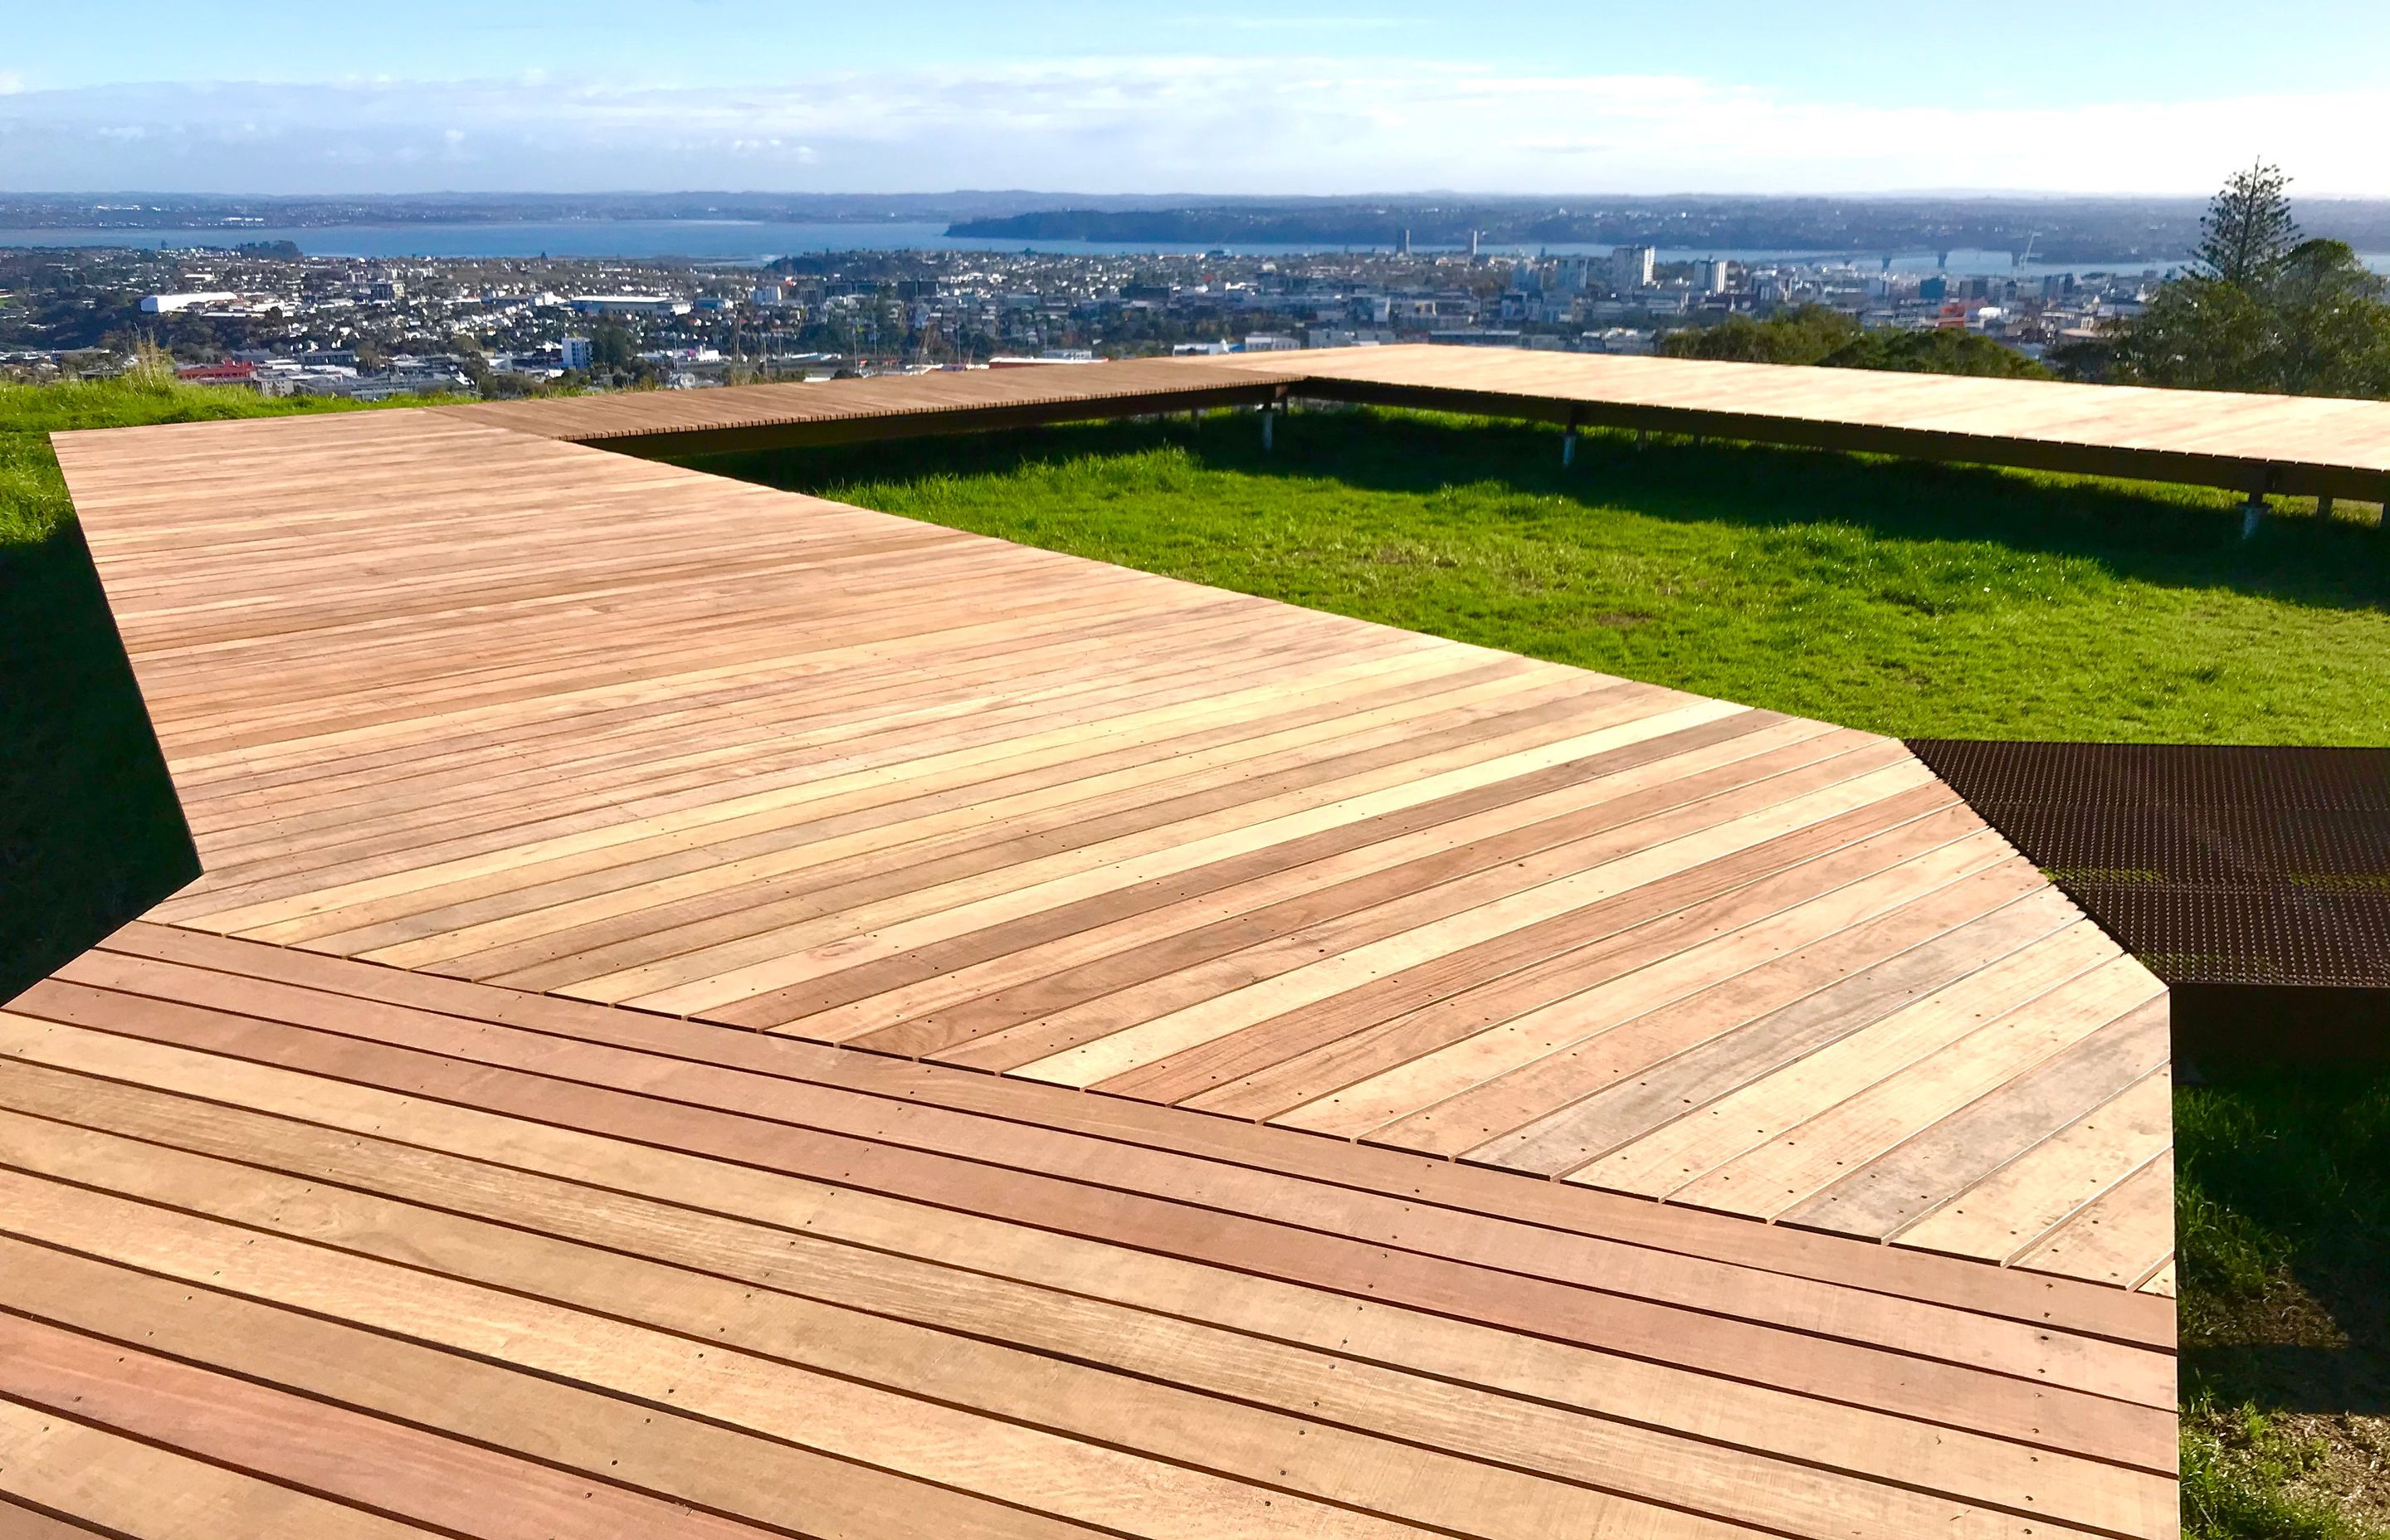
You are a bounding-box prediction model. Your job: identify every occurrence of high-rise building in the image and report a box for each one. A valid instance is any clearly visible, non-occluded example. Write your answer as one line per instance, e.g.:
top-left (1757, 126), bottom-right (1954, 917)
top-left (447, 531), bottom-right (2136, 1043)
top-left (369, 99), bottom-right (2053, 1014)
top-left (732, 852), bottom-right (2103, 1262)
top-left (1694, 258), bottom-right (1730, 295)
top-left (1611, 245), bottom-right (1656, 292)
top-left (560, 335), bottom-right (593, 372)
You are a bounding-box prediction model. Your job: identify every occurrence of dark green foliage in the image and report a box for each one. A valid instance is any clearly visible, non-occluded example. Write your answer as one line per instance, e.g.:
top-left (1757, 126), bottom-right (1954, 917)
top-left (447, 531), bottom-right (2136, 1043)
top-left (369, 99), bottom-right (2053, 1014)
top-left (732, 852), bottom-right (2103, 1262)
top-left (588, 323), bottom-right (638, 371)
top-left (2105, 275), bottom-right (2276, 390)
top-left (2197, 164), bottom-right (2303, 290)
top-left (1659, 304), bottom-right (1860, 364)
top-left (2107, 165), bottom-right (2390, 400)
top-left (1661, 304), bottom-right (2048, 378)
top-left (2269, 241), bottom-right (2390, 398)
top-left (1821, 327), bottom-right (2055, 378)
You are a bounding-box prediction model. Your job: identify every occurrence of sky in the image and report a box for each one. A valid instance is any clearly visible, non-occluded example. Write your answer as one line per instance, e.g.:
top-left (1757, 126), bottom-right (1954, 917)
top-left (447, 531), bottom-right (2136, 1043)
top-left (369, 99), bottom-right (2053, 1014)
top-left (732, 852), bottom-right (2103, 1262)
top-left (4, 2), bottom-right (2387, 197)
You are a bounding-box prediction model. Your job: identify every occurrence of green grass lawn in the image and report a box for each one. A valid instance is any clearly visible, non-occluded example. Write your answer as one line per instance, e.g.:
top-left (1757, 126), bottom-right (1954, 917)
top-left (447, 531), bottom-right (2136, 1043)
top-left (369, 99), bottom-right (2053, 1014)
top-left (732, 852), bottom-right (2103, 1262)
top-left (3, 383), bottom-right (2385, 1537)
top-left (690, 407), bottom-right (2390, 745)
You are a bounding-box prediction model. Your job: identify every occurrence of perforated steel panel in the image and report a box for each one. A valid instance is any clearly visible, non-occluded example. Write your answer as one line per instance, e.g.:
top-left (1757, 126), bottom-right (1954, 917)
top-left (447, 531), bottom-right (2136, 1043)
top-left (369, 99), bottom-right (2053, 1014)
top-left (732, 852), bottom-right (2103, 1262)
top-left (1909, 739), bottom-right (2390, 988)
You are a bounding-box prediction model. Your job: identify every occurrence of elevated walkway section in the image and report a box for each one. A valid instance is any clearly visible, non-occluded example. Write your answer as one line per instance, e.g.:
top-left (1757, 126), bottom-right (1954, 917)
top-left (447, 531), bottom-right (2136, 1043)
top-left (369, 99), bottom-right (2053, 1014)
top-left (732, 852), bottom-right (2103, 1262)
top-left (446, 344), bottom-right (2390, 501)
top-left (5, 363), bottom-right (2200, 1534)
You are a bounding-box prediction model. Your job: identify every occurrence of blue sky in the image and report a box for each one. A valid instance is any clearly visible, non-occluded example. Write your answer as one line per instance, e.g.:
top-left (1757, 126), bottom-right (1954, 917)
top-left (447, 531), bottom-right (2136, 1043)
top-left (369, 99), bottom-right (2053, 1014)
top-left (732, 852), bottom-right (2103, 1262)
top-left (4, 2), bottom-right (2385, 194)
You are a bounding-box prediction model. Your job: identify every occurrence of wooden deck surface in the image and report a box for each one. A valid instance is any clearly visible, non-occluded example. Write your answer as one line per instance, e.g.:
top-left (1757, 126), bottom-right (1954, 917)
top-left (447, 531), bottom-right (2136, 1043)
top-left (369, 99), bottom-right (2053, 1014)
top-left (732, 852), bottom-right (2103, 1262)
top-left (437, 353), bottom-right (1298, 453)
top-left (449, 344), bottom-right (2390, 499)
top-left (0, 922), bottom-right (2175, 1540)
top-left (48, 403), bottom-right (2175, 1278)
top-left (17, 383), bottom-right (2185, 1531)
top-left (1264, 344), bottom-right (2390, 497)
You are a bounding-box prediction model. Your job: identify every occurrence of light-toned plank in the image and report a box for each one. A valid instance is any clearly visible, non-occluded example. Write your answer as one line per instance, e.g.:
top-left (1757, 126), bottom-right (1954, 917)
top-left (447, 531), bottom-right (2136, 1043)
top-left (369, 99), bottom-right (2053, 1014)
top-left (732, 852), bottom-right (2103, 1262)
top-left (0, 1393), bottom-right (432, 1540)
top-left (1896, 1068), bottom-right (2176, 1262)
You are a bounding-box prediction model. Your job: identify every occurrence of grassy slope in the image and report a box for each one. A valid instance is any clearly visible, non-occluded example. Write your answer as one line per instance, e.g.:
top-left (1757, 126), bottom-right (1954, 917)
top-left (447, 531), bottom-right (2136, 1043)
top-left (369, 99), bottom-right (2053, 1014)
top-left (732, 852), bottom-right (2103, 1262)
top-left (697, 407), bottom-right (2390, 1538)
top-left (3, 387), bottom-right (2383, 1535)
top-left (0, 378), bottom-right (456, 1000)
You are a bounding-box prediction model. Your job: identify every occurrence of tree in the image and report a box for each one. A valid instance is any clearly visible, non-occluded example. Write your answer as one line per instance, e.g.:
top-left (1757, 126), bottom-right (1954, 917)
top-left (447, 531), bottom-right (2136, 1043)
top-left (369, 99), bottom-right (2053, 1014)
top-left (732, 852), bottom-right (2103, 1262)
top-left (2193, 163), bottom-right (2300, 289)
top-left (2100, 166), bottom-right (2390, 399)
top-left (1821, 328), bottom-right (2053, 379)
top-left (1661, 305), bottom-right (1859, 365)
top-left (588, 324), bottom-right (637, 372)
top-left (2267, 238), bottom-right (2390, 397)
top-left (1661, 305), bottom-right (2048, 379)
top-left (2101, 276), bottom-right (2273, 391)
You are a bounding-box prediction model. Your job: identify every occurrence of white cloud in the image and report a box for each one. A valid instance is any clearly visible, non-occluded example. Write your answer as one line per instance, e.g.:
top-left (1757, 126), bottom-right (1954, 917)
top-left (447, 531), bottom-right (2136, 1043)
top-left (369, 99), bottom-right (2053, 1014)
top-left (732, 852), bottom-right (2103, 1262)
top-left (0, 61), bottom-right (2383, 195)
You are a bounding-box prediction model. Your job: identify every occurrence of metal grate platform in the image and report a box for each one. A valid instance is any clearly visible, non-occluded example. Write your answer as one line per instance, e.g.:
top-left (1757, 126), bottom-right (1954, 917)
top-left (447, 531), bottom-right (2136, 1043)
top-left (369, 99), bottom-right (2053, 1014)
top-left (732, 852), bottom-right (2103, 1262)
top-left (1910, 740), bottom-right (2390, 988)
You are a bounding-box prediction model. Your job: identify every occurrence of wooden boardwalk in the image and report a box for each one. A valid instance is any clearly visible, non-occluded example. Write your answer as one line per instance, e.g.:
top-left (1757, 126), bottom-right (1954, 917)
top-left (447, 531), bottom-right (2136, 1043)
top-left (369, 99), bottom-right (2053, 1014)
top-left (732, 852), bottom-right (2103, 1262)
top-left (451, 344), bottom-right (2390, 501)
top-left (0, 924), bottom-right (2174, 1540)
top-left (1265, 345), bottom-right (2390, 501)
top-left (438, 353), bottom-right (1298, 456)
top-left (12, 369), bottom-right (2191, 1533)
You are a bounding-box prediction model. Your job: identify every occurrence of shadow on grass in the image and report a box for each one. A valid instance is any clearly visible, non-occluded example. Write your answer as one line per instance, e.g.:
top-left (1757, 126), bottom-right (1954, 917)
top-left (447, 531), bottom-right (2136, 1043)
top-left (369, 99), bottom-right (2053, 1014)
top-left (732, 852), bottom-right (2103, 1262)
top-left (685, 406), bottom-right (2390, 617)
top-left (0, 524), bottom-right (197, 1001)
top-left (2178, 1064), bottom-right (2390, 1535)
top-left (2180, 1063), bottom-right (2390, 1416)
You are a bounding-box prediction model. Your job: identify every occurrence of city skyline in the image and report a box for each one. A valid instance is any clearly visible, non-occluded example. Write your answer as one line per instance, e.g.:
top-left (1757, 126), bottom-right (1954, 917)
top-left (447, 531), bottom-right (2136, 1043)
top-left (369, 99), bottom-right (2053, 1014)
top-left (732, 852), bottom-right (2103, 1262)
top-left (4, 2), bottom-right (2388, 197)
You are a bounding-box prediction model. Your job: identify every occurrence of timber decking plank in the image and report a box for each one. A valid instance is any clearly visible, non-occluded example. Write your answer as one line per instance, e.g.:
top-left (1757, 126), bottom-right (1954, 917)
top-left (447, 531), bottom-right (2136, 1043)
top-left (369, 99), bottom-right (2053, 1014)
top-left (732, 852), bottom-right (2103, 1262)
top-left (2016, 1153), bottom-right (2180, 1290)
top-left (891, 730), bottom-right (1900, 1074)
top-left (763, 716), bottom-right (1832, 1048)
top-left (0, 1006), bottom-right (2175, 1451)
top-left (0, 1167), bottom-right (1451, 1540)
top-left (0, 1312), bottom-right (788, 1540)
top-left (1671, 956), bottom-right (2168, 1221)
top-left (1168, 783), bottom-right (1966, 1120)
top-left (1469, 889), bottom-right (2083, 1177)
top-left (7, 967), bottom-right (2153, 1402)
top-left (1339, 832), bottom-right (2038, 1154)
top-left (0, 1393), bottom-right (435, 1540)
top-left (1563, 919), bottom-right (2124, 1201)
top-left (1896, 1069), bottom-right (2177, 1262)
top-left (0, 1065), bottom-right (2173, 1540)
top-left (0, 1123), bottom-right (1750, 1540)
top-left (86, 922), bottom-right (2171, 1347)
top-left (1287, 830), bottom-right (2023, 1146)
top-left (0, 1237), bottom-right (1106, 1540)
top-left (984, 760), bottom-right (1939, 1084)
top-left (0, 1499), bottom-right (105, 1538)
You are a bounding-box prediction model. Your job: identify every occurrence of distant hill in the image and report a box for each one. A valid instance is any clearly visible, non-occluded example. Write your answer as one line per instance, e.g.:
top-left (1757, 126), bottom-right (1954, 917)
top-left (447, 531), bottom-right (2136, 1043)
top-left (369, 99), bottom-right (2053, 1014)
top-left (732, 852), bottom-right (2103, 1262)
top-left (949, 197), bottom-right (2390, 263)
